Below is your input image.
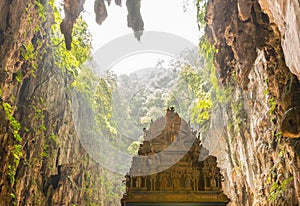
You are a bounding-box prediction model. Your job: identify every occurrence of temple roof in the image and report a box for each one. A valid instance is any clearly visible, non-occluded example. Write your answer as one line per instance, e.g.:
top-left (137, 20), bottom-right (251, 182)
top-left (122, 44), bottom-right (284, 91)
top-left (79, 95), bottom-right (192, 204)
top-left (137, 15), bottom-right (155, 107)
top-left (121, 108), bottom-right (229, 205)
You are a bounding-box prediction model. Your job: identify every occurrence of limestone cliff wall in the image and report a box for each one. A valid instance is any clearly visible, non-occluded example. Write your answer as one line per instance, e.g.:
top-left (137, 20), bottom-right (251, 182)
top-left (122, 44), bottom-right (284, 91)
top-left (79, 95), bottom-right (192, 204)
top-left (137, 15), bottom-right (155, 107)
top-left (2, 0), bottom-right (300, 205)
top-left (258, 0), bottom-right (300, 79)
top-left (0, 1), bottom-right (118, 205)
top-left (205, 0), bottom-right (300, 205)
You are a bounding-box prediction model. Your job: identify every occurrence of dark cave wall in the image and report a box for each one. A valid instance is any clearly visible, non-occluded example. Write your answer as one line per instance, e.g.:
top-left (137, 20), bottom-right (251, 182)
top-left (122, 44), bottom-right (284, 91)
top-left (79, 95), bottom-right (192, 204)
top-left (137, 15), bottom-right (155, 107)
top-left (0, 1), bottom-right (111, 205)
top-left (1, 0), bottom-right (300, 205)
top-left (205, 0), bottom-right (300, 205)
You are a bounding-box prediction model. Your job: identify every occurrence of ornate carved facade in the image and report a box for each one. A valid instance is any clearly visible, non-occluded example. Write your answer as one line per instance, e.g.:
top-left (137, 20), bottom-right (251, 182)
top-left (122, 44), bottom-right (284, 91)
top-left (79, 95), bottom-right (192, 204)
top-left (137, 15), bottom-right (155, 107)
top-left (121, 108), bottom-right (229, 205)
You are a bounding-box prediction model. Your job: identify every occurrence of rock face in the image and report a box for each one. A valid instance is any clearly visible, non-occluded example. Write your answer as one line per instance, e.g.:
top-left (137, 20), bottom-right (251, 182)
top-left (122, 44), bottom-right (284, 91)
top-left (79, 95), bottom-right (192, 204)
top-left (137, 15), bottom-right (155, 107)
top-left (1, 0), bottom-right (300, 205)
top-left (0, 1), bottom-right (119, 205)
top-left (60, 0), bottom-right (85, 50)
top-left (205, 0), bottom-right (300, 205)
top-left (258, 0), bottom-right (300, 79)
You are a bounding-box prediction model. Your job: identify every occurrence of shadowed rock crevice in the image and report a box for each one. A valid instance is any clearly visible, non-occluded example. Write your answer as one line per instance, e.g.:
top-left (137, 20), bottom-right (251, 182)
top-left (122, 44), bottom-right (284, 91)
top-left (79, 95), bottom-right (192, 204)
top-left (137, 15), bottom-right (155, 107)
top-left (0, 1), bottom-right (121, 205)
top-left (205, 0), bottom-right (300, 205)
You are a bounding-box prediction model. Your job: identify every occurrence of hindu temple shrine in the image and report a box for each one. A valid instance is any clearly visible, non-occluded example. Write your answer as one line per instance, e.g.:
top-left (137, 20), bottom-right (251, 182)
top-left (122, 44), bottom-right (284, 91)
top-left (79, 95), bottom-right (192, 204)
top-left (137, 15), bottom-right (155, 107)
top-left (121, 108), bottom-right (230, 206)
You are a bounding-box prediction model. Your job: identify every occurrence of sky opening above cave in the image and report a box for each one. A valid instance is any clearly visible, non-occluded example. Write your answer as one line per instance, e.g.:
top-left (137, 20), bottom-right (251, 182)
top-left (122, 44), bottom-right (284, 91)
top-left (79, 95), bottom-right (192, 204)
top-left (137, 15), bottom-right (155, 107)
top-left (82, 0), bottom-right (200, 75)
top-left (71, 0), bottom-right (226, 175)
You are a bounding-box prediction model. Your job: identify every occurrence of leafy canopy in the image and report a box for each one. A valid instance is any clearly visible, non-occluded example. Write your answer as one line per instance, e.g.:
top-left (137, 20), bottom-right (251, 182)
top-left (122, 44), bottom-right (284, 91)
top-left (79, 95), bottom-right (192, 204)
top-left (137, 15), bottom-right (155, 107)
top-left (50, 0), bottom-right (92, 76)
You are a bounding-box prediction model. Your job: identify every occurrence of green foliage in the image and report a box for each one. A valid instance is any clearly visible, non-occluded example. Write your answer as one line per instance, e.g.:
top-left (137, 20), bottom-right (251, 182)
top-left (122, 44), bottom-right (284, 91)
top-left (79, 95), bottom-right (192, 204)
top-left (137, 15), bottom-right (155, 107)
top-left (33, 106), bottom-right (43, 119)
top-left (94, 78), bottom-right (117, 135)
top-left (39, 144), bottom-right (49, 158)
top-left (174, 0), bottom-right (233, 133)
top-left (278, 148), bottom-right (285, 158)
top-left (40, 124), bottom-right (47, 132)
top-left (50, 2), bottom-right (92, 76)
top-left (74, 66), bottom-right (127, 203)
top-left (2, 102), bottom-right (22, 142)
top-left (176, 42), bottom-right (230, 129)
top-left (232, 102), bottom-right (243, 114)
top-left (12, 145), bottom-right (22, 164)
top-left (140, 107), bottom-right (165, 125)
top-left (269, 177), bottom-right (293, 202)
top-left (7, 144), bottom-right (22, 187)
top-left (111, 36), bottom-right (229, 133)
top-left (127, 141), bottom-right (141, 155)
top-left (10, 193), bottom-right (16, 200)
top-left (190, 97), bottom-right (212, 125)
top-left (266, 164), bottom-right (293, 203)
top-left (199, 36), bottom-right (214, 68)
top-left (30, 98), bottom-right (47, 135)
top-left (73, 67), bottom-right (117, 136)
top-left (268, 97), bottom-right (276, 115)
top-left (102, 173), bottom-right (123, 202)
top-left (269, 132), bottom-right (283, 149)
top-left (72, 67), bottom-right (99, 98)
top-left (180, 1), bottom-right (231, 129)
top-left (22, 0), bottom-right (47, 72)
top-left (15, 72), bottom-right (23, 83)
top-left (21, 42), bottom-right (37, 61)
top-left (196, 0), bottom-right (207, 29)
top-left (264, 88), bottom-right (269, 96)
top-left (275, 132), bottom-right (282, 145)
top-left (275, 132), bottom-right (286, 158)
top-left (35, 0), bottom-right (46, 23)
top-left (20, 41), bottom-right (38, 76)
top-left (115, 66), bottom-right (179, 131)
top-left (2, 102), bottom-right (23, 188)
top-left (89, 203), bottom-right (101, 206)
top-left (50, 133), bottom-right (58, 143)
top-left (7, 165), bottom-right (16, 185)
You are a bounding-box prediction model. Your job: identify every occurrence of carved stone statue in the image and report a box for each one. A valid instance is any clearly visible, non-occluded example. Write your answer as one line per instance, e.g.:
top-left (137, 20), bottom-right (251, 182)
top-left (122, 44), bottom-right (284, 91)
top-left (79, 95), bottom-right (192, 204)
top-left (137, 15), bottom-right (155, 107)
top-left (161, 175), bottom-right (168, 190)
top-left (202, 161), bottom-right (210, 190)
top-left (136, 176), bottom-right (141, 188)
top-left (185, 173), bottom-right (192, 189)
top-left (193, 170), bottom-right (200, 191)
top-left (172, 172), bottom-right (180, 189)
top-left (150, 174), bottom-right (156, 191)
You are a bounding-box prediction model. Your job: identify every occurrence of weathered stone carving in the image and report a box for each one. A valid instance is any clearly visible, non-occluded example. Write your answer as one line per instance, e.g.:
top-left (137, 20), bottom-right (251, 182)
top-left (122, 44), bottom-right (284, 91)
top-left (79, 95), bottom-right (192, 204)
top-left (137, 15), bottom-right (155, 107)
top-left (121, 108), bottom-right (229, 205)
